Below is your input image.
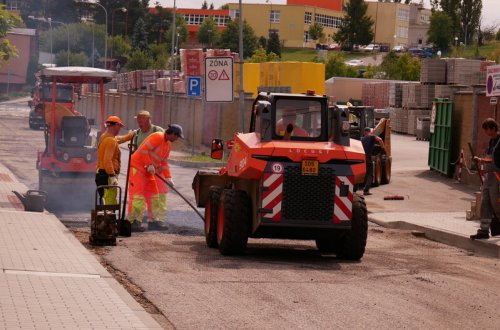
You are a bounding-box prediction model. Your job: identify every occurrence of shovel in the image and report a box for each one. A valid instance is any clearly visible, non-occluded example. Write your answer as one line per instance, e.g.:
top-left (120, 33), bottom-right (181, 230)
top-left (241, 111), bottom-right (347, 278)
top-left (154, 173), bottom-right (204, 220)
top-left (117, 141), bottom-right (134, 237)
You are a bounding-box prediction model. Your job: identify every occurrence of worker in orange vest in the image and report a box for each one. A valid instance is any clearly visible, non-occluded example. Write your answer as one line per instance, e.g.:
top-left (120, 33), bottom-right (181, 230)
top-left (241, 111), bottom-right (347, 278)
top-left (127, 124), bottom-right (184, 232)
top-left (470, 118), bottom-right (500, 240)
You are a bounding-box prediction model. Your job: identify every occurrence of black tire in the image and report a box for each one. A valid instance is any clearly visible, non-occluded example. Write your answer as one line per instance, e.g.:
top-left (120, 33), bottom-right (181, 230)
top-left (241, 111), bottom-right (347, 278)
top-left (217, 189), bottom-right (250, 255)
top-left (335, 194), bottom-right (368, 260)
top-left (372, 156), bottom-right (382, 187)
top-left (381, 157), bottom-right (391, 184)
top-left (205, 186), bottom-right (222, 248)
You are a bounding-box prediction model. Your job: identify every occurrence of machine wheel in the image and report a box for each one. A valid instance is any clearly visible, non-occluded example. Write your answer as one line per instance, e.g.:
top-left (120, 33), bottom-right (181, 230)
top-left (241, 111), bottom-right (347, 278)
top-left (217, 189), bottom-right (250, 255)
top-left (335, 194), bottom-right (368, 261)
top-left (381, 157), bottom-right (391, 184)
top-left (372, 156), bottom-right (382, 187)
top-left (205, 186), bottom-right (222, 248)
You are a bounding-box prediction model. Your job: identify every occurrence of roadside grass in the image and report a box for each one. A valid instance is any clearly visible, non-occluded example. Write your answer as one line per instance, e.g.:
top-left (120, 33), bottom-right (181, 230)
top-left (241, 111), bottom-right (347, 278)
top-left (173, 152), bottom-right (224, 163)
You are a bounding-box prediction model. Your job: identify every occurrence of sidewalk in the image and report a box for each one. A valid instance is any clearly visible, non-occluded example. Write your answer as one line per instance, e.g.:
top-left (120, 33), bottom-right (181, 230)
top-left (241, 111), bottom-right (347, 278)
top-left (0, 163), bottom-right (161, 329)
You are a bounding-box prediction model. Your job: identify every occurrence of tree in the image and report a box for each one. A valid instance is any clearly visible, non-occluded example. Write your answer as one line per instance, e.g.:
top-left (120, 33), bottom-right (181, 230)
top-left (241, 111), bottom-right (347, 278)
top-left (266, 32), bottom-right (281, 57)
top-left (427, 11), bottom-right (453, 50)
top-left (125, 49), bottom-right (153, 70)
top-left (334, 0), bottom-right (374, 50)
top-left (218, 19), bottom-right (258, 59)
top-left (164, 16), bottom-right (188, 53)
top-left (249, 47), bottom-right (279, 63)
top-left (197, 18), bottom-right (219, 48)
top-left (308, 22), bottom-right (323, 43)
top-left (0, 7), bottom-right (22, 68)
top-left (201, 1), bottom-right (208, 9)
top-left (380, 52), bottom-right (420, 81)
top-left (324, 53), bottom-right (358, 79)
top-left (132, 17), bottom-right (149, 52)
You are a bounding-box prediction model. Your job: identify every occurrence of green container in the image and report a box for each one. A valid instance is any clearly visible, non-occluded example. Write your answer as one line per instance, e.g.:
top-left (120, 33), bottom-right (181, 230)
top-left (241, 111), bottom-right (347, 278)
top-left (428, 98), bottom-right (452, 175)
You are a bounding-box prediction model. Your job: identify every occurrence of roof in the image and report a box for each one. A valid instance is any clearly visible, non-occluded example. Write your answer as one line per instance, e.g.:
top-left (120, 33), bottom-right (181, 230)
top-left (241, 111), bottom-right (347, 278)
top-left (39, 66), bottom-right (116, 84)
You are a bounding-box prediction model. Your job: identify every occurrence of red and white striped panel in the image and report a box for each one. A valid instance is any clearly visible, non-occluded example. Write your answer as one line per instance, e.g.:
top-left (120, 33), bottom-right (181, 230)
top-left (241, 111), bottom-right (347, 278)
top-left (333, 176), bottom-right (353, 223)
top-left (261, 173), bottom-right (283, 222)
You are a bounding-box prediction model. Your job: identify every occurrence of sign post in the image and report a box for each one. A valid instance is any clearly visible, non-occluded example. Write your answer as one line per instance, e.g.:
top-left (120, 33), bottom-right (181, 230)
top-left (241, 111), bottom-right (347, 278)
top-left (205, 56), bottom-right (234, 102)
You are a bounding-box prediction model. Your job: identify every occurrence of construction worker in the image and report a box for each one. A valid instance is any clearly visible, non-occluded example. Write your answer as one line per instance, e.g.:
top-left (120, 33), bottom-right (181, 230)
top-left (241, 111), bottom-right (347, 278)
top-left (361, 127), bottom-right (385, 196)
top-left (275, 110), bottom-right (309, 138)
top-left (127, 124), bottom-right (184, 232)
top-left (120, 110), bottom-right (164, 150)
top-left (470, 118), bottom-right (500, 240)
top-left (95, 116), bottom-right (125, 205)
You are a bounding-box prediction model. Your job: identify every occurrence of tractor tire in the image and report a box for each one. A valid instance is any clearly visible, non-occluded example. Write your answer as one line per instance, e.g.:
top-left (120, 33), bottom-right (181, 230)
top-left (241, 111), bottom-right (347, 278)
top-left (372, 156), bottom-right (382, 187)
top-left (335, 193), bottom-right (368, 261)
top-left (381, 157), bottom-right (391, 184)
top-left (205, 186), bottom-right (222, 248)
top-left (217, 189), bottom-right (250, 255)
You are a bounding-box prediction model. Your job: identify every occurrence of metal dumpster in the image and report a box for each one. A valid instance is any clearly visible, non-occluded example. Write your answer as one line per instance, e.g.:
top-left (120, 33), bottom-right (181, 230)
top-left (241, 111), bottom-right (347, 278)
top-left (416, 116), bottom-right (430, 141)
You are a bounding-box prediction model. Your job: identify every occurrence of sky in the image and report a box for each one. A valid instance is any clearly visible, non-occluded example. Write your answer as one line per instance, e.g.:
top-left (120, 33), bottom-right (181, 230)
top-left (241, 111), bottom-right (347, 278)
top-left (155, 0), bottom-right (499, 27)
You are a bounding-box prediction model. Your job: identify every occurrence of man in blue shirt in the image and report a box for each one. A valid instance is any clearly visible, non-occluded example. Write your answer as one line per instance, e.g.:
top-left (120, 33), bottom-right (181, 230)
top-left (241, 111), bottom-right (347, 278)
top-left (361, 127), bottom-right (385, 196)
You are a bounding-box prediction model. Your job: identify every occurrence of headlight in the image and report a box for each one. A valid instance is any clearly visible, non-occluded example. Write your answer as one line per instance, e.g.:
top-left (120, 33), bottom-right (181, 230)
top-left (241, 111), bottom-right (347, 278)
top-left (85, 153), bottom-right (93, 162)
top-left (62, 153), bottom-right (69, 162)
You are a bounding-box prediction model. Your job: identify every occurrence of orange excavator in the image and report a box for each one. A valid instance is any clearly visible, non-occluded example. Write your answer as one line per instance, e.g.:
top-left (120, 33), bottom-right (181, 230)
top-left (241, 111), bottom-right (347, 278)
top-left (193, 91), bottom-right (369, 260)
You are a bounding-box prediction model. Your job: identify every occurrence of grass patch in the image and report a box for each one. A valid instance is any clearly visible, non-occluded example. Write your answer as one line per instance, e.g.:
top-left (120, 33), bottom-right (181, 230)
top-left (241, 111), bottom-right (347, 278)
top-left (173, 153), bottom-right (224, 163)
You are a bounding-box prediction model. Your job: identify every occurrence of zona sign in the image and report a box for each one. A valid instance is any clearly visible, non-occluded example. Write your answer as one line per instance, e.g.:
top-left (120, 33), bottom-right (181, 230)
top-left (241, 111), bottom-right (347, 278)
top-left (205, 56), bottom-right (234, 102)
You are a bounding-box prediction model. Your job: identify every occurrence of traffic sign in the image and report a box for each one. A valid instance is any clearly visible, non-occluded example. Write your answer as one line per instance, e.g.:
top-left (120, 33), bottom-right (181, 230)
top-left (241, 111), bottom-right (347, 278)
top-left (205, 56), bottom-right (233, 102)
top-left (486, 64), bottom-right (500, 97)
top-left (187, 76), bottom-right (201, 97)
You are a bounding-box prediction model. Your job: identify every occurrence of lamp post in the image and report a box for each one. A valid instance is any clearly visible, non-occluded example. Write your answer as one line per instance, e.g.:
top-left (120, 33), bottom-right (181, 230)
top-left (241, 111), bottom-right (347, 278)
top-left (238, 0), bottom-right (244, 132)
top-left (76, 0), bottom-right (108, 68)
top-left (455, 36), bottom-right (458, 47)
top-left (111, 7), bottom-right (126, 60)
top-left (169, 0), bottom-right (176, 123)
top-left (266, 0), bottom-right (272, 36)
top-left (29, 16), bottom-right (69, 66)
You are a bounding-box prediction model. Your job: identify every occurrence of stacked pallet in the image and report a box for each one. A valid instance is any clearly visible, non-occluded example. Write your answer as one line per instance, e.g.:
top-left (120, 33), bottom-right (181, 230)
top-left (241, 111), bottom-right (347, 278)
top-left (389, 82), bottom-right (404, 107)
top-left (389, 107), bottom-right (409, 134)
top-left (402, 83), bottom-right (422, 108)
top-left (420, 84), bottom-right (436, 109)
top-left (407, 109), bottom-right (431, 135)
top-left (420, 59), bottom-right (446, 84)
top-left (446, 58), bottom-right (482, 85)
top-left (362, 82), bottom-right (391, 108)
top-left (136, 70), bottom-right (157, 90)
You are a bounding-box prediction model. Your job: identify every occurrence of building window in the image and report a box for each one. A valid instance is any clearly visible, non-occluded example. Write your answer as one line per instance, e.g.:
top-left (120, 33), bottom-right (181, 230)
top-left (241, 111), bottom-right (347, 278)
top-left (397, 26), bottom-right (409, 39)
top-left (314, 13), bottom-right (343, 28)
top-left (304, 31), bottom-right (310, 43)
top-left (398, 8), bottom-right (409, 21)
top-left (420, 13), bottom-right (430, 24)
top-left (304, 12), bottom-right (312, 24)
top-left (230, 9), bottom-right (240, 20)
top-left (182, 14), bottom-right (229, 27)
top-left (270, 10), bottom-right (280, 24)
top-left (7, 0), bottom-right (19, 10)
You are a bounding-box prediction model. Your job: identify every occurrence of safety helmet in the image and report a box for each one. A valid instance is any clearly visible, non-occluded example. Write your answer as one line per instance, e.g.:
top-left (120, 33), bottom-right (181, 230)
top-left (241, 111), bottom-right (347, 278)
top-left (105, 115), bottom-right (125, 127)
top-left (168, 124), bottom-right (184, 139)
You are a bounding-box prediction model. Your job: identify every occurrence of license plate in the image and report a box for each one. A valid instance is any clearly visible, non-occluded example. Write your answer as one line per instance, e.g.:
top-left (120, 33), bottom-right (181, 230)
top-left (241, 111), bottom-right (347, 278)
top-left (301, 159), bottom-right (318, 176)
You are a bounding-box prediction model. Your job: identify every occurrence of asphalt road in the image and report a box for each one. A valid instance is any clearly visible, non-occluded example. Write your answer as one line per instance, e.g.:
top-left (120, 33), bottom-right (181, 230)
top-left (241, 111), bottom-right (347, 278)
top-left (2, 98), bottom-right (499, 329)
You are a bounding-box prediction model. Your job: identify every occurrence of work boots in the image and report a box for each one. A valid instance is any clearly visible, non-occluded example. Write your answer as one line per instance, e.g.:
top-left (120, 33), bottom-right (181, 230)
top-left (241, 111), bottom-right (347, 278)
top-left (148, 221), bottom-right (168, 231)
top-left (490, 217), bottom-right (500, 237)
top-left (131, 221), bottom-right (145, 232)
top-left (470, 229), bottom-right (489, 240)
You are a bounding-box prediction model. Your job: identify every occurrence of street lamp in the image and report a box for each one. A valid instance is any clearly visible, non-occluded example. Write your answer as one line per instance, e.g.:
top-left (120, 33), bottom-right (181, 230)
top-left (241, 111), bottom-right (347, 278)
top-left (266, 0), bottom-right (272, 36)
top-left (29, 16), bottom-right (69, 66)
top-left (111, 7), bottom-right (126, 60)
top-left (76, 0), bottom-right (108, 68)
top-left (455, 36), bottom-right (458, 47)
top-left (169, 0), bottom-right (177, 123)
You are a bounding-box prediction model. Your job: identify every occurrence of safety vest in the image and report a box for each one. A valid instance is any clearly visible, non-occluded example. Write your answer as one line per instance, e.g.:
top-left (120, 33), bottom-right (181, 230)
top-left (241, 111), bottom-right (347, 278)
top-left (130, 132), bottom-right (171, 178)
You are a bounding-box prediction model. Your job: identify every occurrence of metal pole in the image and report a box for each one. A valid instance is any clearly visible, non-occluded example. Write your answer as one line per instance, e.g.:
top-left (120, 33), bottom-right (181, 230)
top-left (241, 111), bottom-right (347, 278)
top-left (75, 1), bottom-right (107, 68)
top-left (51, 19), bottom-right (70, 66)
top-left (238, 0), bottom-right (245, 132)
top-left (49, 19), bottom-right (53, 65)
top-left (169, 0), bottom-right (176, 123)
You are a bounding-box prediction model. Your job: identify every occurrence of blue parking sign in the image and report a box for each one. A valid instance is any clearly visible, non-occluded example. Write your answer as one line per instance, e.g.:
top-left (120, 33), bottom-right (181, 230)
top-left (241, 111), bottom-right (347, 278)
top-left (187, 76), bottom-right (202, 97)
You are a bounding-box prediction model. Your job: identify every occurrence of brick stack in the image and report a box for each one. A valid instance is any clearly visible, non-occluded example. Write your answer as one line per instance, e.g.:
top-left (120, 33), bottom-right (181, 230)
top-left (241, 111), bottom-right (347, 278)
top-left (389, 107), bottom-right (409, 134)
top-left (420, 59), bottom-right (447, 84)
top-left (389, 82), bottom-right (404, 108)
top-left (362, 82), bottom-right (391, 108)
top-left (402, 83), bottom-right (422, 108)
top-left (446, 58), bottom-right (482, 85)
top-left (407, 109), bottom-right (431, 135)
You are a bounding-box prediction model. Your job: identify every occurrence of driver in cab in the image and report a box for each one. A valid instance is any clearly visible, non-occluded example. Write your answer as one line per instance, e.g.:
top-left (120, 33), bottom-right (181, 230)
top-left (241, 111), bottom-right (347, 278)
top-left (275, 110), bottom-right (309, 138)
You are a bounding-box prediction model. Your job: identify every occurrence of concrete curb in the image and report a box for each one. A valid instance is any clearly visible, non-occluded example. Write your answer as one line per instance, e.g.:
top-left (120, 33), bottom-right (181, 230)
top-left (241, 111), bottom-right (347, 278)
top-left (369, 217), bottom-right (500, 258)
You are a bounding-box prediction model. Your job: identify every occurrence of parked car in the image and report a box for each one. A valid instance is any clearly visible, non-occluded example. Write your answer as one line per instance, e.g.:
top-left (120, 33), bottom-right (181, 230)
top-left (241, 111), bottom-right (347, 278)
top-left (362, 44), bottom-right (380, 52)
top-left (392, 45), bottom-right (406, 53)
top-left (408, 47), bottom-right (433, 58)
top-left (345, 59), bottom-right (364, 67)
top-left (327, 43), bottom-right (341, 51)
